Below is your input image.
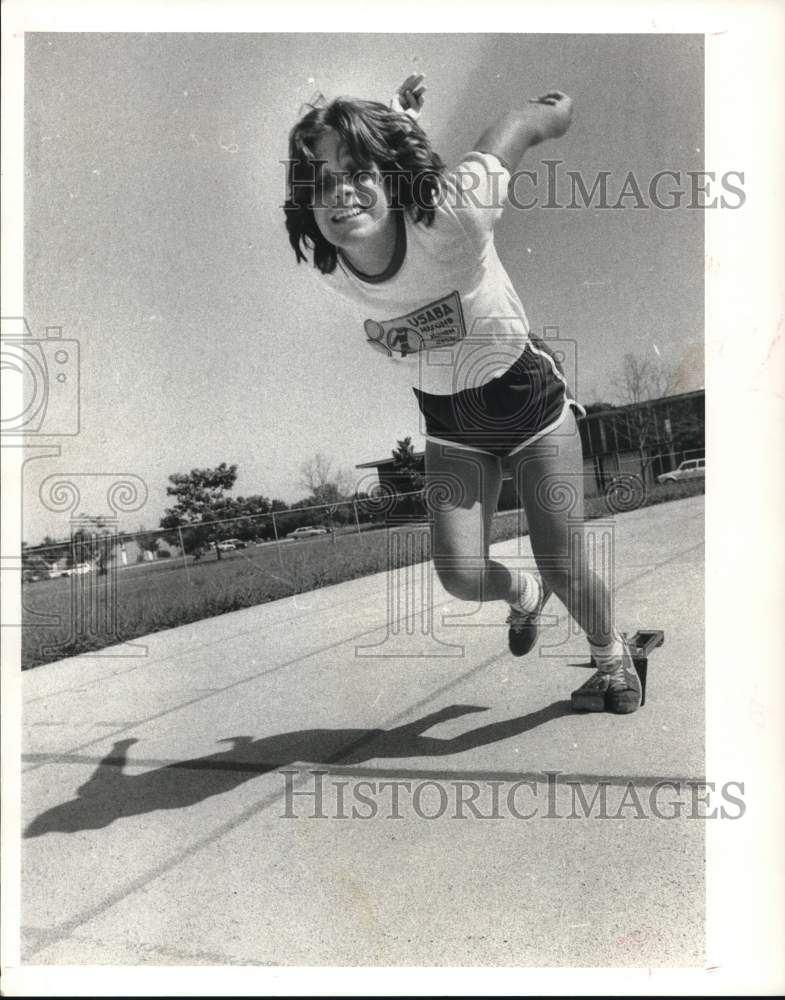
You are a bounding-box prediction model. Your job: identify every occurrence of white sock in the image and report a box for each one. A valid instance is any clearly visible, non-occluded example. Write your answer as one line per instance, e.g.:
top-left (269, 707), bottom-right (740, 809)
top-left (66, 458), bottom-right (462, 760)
top-left (509, 573), bottom-right (541, 614)
top-left (589, 632), bottom-right (624, 671)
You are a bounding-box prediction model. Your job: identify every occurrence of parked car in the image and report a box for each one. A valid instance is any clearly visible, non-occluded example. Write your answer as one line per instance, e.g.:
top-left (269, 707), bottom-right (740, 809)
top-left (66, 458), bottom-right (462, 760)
top-left (657, 458), bottom-right (705, 484)
top-left (216, 538), bottom-right (248, 552)
top-left (287, 525), bottom-right (329, 540)
top-left (53, 562), bottom-right (93, 578)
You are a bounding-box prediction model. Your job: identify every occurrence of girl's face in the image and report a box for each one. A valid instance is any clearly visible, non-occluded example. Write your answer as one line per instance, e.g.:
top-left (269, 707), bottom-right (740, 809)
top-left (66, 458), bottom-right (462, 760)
top-left (310, 129), bottom-right (392, 249)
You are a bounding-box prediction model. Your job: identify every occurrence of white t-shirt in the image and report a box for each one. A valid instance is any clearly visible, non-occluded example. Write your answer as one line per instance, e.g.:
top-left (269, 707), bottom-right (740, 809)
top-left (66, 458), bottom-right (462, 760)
top-left (318, 151), bottom-right (532, 397)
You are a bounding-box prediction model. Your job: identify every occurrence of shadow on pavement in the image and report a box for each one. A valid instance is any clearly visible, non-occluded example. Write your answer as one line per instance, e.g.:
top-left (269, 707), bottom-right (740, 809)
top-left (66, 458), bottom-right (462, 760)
top-left (25, 700), bottom-right (572, 837)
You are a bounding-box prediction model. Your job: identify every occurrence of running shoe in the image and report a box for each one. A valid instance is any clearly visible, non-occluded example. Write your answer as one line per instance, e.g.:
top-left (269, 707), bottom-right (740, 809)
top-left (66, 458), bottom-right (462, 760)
top-left (506, 579), bottom-right (552, 657)
top-left (571, 636), bottom-right (642, 714)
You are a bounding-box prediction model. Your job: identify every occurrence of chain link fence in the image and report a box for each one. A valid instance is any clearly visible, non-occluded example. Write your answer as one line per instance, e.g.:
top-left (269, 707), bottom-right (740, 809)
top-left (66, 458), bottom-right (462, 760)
top-left (22, 445), bottom-right (705, 584)
top-left (22, 489), bottom-right (429, 582)
top-left (20, 474), bottom-right (704, 669)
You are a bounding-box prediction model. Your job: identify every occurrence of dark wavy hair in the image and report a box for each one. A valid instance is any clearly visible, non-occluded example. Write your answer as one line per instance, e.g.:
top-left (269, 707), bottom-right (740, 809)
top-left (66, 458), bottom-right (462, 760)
top-left (284, 98), bottom-right (445, 274)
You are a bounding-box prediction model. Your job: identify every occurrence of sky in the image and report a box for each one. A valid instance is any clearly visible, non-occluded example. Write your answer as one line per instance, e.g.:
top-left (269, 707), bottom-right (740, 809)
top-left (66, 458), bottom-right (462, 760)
top-left (21, 32), bottom-right (703, 544)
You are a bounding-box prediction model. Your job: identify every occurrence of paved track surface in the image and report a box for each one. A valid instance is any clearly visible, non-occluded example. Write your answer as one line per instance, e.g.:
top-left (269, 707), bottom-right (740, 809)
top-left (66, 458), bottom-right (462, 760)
top-left (21, 496), bottom-right (705, 966)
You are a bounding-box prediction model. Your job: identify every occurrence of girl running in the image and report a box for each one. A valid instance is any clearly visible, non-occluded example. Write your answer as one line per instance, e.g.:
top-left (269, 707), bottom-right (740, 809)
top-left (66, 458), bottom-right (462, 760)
top-left (284, 74), bottom-right (641, 714)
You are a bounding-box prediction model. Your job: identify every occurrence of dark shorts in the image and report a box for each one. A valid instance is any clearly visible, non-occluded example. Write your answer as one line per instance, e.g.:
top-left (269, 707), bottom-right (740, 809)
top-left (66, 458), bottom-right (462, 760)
top-left (413, 339), bottom-right (586, 458)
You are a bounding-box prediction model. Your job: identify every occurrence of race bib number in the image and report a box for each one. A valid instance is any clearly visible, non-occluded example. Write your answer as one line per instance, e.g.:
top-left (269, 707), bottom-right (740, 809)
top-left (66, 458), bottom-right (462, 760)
top-left (364, 291), bottom-right (466, 357)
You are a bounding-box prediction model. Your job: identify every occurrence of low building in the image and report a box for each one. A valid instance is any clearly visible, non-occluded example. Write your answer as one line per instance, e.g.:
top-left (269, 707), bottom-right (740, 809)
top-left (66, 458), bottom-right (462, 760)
top-left (579, 389), bottom-right (704, 494)
top-left (356, 389), bottom-right (705, 507)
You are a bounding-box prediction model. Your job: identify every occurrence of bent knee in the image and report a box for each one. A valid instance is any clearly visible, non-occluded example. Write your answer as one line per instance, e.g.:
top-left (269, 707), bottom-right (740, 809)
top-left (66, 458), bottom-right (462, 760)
top-left (433, 560), bottom-right (484, 602)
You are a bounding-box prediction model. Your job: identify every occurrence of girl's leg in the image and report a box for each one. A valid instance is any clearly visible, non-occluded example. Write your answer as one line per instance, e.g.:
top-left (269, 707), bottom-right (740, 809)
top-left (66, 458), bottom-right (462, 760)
top-left (509, 408), bottom-right (614, 647)
top-left (425, 440), bottom-right (536, 607)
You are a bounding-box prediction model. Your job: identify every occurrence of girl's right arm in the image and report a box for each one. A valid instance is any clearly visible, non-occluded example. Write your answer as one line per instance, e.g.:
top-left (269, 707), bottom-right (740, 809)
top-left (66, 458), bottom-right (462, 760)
top-left (391, 73), bottom-right (426, 120)
top-left (474, 90), bottom-right (573, 173)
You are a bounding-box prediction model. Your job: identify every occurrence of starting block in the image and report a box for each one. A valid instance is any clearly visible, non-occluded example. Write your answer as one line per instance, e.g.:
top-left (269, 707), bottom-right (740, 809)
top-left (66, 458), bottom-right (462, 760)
top-left (626, 629), bottom-right (664, 707)
top-left (571, 629), bottom-right (664, 711)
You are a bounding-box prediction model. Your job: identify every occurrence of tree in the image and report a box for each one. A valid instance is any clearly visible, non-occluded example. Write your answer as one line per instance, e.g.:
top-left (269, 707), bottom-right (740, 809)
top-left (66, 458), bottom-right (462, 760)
top-left (609, 352), bottom-right (683, 406)
top-left (229, 494), bottom-right (289, 542)
top-left (298, 453), bottom-right (353, 505)
top-left (388, 436), bottom-right (426, 520)
top-left (135, 523), bottom-right (161, 562)
top-left (160, 462), bottom-right (238, 560)
top-left (607, 353), bottom-right (686, 483)
top-left (297, 452), bottom-right (355, 535)
top-left (263, 499), bottom-right (291, 539)
top-left (36, 534), bottom-right (70, 569)
top-left (390, 436), bottom-right (425, 492)
top-left (71, 515), bottom-right (119, 575)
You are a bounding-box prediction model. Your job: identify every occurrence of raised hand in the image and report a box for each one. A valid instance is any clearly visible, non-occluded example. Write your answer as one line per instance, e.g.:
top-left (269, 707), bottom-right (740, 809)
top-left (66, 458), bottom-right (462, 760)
top-left (526, 90), bottom-right (573, 141)
top-left (392, 73), bottom-right (426, 120)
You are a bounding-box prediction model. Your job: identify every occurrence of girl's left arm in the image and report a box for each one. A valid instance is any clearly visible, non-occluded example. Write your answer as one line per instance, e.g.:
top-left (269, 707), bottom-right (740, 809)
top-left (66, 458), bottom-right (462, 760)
top-left (474, 90), bottom-right (573, 172)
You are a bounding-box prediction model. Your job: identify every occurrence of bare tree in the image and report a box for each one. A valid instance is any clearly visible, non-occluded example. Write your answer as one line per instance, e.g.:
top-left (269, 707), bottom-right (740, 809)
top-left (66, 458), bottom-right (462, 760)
top-left (607, 352), bottom-right (686, 483)
top-left (298, 452), bottom-right (353, 505)
top-left (296, 453), bottom-right (356, 538)
top-left (609, 352), bottom-right (683, 406)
